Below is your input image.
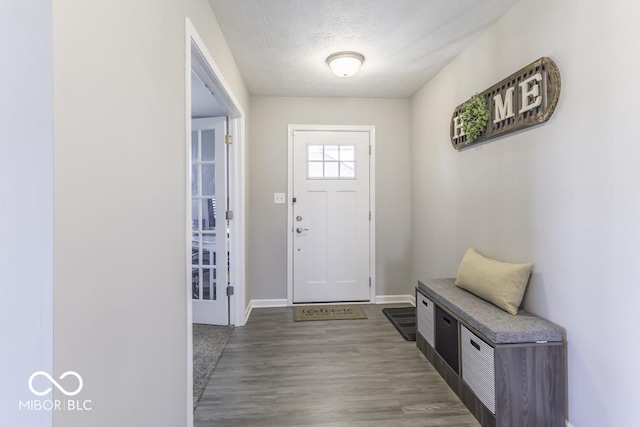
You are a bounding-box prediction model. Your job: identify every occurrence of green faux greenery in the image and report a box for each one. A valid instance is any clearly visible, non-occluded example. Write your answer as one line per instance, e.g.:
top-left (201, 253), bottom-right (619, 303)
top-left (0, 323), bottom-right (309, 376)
top-left (460, 93), bottom-right (489, 141)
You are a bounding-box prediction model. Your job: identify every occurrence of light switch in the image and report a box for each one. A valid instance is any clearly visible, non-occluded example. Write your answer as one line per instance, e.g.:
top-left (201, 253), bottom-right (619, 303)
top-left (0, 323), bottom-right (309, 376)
top-left (274, 193), bottom-right (286, 204)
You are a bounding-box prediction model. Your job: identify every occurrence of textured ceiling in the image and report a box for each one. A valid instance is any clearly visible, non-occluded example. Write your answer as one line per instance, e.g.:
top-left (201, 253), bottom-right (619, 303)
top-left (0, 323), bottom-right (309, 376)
top-left (208, 0), bottom-right (519, 98)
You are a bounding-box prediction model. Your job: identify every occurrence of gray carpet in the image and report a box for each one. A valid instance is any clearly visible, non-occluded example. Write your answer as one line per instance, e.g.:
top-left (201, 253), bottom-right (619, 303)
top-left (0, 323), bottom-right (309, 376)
top-left (193, 324), bottom-right (233, 409)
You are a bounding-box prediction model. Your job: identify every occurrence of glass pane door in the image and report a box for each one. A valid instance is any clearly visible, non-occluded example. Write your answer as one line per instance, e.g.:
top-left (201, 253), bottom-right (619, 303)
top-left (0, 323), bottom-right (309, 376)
top-left (191, 117), bottom-right (228, 325)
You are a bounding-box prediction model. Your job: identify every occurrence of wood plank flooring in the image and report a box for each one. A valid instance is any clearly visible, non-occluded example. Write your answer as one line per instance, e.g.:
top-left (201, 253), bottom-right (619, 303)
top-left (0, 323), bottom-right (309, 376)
top-left (194, 304), bottom-right (480, 427)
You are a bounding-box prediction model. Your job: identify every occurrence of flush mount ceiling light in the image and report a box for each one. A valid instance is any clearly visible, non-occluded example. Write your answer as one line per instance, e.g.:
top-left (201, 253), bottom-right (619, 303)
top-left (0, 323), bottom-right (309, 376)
top-left (326, 51), bottom-right (365, 78)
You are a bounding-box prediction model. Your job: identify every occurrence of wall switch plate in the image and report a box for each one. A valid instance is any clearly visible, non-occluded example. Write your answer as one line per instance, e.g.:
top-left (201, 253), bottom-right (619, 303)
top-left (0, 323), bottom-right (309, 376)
top-left (274, 193), bottom-right (286, 204)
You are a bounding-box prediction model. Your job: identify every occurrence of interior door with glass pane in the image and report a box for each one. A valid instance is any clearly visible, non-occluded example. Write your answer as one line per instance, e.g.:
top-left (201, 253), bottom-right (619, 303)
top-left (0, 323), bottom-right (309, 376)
top-left (292, 130), bottom-right (370, 303)
top-left (191, 117), bottom-right (228, 325)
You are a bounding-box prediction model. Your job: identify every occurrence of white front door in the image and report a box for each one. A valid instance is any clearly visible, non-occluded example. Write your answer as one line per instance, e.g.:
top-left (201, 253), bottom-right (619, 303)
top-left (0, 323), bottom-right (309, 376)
top-left (191, 117), bottom-right (228, 324)
top-left (292, 130), bottom-right (371, 303)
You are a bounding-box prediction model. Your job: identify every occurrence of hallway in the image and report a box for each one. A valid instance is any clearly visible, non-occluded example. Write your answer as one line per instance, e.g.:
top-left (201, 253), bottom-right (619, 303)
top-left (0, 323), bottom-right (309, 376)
top-left (194, 304), bottom-right (479, 426)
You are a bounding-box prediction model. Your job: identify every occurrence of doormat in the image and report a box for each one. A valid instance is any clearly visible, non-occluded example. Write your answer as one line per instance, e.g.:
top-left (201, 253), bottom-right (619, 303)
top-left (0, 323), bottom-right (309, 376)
top-left (293, 305), bottom-right (367, 322)
top-left (382, 307), bottom-right (416, 341)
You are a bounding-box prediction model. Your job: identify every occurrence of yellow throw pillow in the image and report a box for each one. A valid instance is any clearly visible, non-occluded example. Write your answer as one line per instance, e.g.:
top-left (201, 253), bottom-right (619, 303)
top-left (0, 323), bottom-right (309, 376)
top-left (455, 248), bottom-right (533, 315)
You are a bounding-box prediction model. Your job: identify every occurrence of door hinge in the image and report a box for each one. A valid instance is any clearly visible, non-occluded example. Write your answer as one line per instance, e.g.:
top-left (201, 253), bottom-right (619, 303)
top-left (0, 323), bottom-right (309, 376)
top-left (369, 278), bottom-right (372, 288)
top-left (225, 134), bottom-right (233, 145)
top-left (369, 145), bottom-right (371, 155)
top-left (369, 211), bottom-right (371, 221)
top-left (226, 286), bottom-right (234, 296)
top-left (226, 210), bottom-right (234, 220)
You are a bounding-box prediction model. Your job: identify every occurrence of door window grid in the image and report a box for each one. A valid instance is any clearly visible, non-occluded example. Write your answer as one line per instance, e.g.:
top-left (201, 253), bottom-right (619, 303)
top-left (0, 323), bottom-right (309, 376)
top-left (307, 144), bottom-right (356, 179)
top-left (191, 130), bottom-right (217, 301)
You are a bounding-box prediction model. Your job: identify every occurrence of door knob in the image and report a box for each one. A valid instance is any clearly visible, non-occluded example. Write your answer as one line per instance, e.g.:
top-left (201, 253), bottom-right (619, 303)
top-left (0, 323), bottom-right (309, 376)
top-left (296, 227), bottom-right (309, 233)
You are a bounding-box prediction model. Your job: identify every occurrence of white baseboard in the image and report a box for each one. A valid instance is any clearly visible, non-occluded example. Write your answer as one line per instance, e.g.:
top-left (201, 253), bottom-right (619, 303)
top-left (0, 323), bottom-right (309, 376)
top-left (244, 298), bottom-right (288, 324)
top-left (375, 295), bottom-right (415, 305)
top-left (251, 298), bottom-right (288, 308)
top-left (244, 296), bottom-right (416, 323)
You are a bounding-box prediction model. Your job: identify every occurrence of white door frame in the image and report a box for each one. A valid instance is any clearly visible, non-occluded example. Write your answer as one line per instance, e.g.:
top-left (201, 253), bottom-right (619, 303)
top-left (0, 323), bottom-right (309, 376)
top-left (185, 18), bottom-right (247, 425)
top-left (287, 124), bottom-right (376, 305)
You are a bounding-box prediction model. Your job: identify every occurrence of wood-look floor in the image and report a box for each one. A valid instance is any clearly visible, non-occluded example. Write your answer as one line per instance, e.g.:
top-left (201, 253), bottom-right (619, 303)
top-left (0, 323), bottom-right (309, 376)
top-left (194, 304), bottom-right (480, 427)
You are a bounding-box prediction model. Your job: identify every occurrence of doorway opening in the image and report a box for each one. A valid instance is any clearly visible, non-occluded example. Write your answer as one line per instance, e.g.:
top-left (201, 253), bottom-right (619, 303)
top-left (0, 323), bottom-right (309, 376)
top-left (185, 18), bottom-right (246, 424)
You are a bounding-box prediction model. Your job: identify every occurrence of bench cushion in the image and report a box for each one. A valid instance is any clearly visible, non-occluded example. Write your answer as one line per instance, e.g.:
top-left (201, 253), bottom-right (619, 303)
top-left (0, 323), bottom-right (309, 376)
top-left (417, 278), bottom-right (563, 344)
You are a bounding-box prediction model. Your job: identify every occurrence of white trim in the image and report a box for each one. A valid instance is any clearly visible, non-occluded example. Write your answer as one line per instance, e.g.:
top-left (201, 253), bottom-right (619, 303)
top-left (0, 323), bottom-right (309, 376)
top-left (184, 23), bottom-right (194, 426)
top-left (244, 297), bottom-right (413, 324)
top-left (189, 31), bottom-right (242, 119)
top-left (185, 18), bottom-right (247, 425)
top-left (250, 299), bottom-right (289, 308)
top-left (409, 294), bottom-right (416, 307)
top-left (375, 295), bottom-right (416, 305)
top-left (368, 128), bottom-right (376, 303)
top-left (243, 299), bottom-right (253, 325)
top-left (287, 129), bottom-right (294, 305)
top-left (244, 299), bottom-right (289, 324)
top-left (245, 297), bottom-right (413, 325)
top-left (230, 116), bottom-right (247, 326)
top-left (287, 124), bottom-right (376, 306)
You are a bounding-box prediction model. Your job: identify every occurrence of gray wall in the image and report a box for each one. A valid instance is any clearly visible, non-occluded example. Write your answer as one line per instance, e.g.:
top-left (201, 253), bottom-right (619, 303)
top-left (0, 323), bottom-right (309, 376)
top-left (248, 97), bottom-right (412, 301)
top-left (0, 2), bottom-right (53, 426)
top-left (52, 1), bottom-right (248, 426)
top-left (410, 0), bottom-right (640, 426)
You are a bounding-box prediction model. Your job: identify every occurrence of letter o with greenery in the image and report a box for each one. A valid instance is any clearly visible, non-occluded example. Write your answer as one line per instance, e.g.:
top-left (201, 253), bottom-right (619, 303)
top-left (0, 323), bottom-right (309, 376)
top-left (460, 94), bottom-right (489, 142)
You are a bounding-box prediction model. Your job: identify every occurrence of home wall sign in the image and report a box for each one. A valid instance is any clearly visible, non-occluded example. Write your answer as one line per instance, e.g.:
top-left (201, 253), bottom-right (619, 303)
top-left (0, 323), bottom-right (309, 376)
top-left (450, 57), bottom-right (561, 150)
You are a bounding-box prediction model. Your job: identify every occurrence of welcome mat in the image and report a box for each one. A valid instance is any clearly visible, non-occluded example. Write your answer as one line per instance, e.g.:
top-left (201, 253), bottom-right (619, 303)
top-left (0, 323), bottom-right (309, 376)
top-left (293, 305), bottom-right (368, 322)
top-left (382, 307), bottom-right (416, 341)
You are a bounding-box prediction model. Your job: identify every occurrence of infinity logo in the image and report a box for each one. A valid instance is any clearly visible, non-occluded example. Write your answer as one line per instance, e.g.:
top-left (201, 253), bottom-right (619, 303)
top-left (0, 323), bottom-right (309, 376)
top-left (28, 371), bottom-right (84, 397)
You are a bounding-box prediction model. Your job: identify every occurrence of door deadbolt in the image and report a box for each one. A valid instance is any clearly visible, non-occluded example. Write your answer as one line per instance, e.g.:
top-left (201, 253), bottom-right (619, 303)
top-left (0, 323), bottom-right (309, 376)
top-left (296, 215), bottom-right (303, 221)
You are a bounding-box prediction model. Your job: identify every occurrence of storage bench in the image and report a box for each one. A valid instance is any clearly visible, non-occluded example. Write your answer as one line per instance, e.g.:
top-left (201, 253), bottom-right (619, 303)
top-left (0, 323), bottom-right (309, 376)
top-left (416, 278), bottom-right (566, 427)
